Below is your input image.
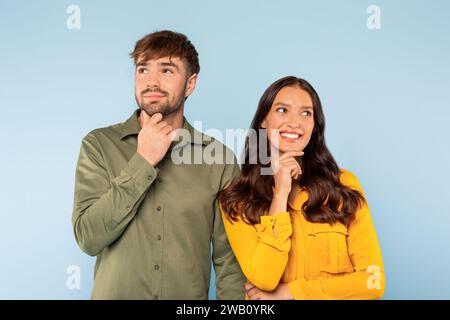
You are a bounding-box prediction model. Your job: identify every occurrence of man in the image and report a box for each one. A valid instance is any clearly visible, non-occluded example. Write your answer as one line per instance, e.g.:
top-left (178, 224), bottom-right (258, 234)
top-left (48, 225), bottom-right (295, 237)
top-left (72, 30), bottom-right (245, 299)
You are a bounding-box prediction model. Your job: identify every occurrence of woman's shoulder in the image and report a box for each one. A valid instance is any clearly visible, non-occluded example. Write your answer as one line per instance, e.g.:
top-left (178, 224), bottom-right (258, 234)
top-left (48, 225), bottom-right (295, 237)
top-left (338, 168), bottom-right (362, 190)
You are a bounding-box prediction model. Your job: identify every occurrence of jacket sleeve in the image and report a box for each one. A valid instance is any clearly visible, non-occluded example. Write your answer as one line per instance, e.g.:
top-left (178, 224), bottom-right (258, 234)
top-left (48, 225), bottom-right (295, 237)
top-left (221, 203), bottom-right (292, 291)
top-left (287, 173), bottom-right (385, 299)
top-left (72, 132), bottom-right (157, 256)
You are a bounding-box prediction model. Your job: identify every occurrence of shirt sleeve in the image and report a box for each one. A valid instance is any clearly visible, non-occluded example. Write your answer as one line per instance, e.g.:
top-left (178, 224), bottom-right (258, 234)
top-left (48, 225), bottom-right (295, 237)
top-left (221, 204), bottom-right (293, 292)
top-left (212, 159), bottom-right (247, 300)
top-left (287, 173), bottom-right (385, 299)
top-left (72, 132), bottom-right (157, 256)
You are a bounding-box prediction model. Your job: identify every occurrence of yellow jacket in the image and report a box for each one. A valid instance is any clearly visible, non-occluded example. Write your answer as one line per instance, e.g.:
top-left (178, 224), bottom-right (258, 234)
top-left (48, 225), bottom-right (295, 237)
top-left (221, 169), bottom-right (385, 299)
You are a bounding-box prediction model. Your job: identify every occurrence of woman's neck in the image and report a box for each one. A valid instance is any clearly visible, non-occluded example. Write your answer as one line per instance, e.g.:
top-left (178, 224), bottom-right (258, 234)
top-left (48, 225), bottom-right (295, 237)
top-left (288, 182), bottom-right (302, 206)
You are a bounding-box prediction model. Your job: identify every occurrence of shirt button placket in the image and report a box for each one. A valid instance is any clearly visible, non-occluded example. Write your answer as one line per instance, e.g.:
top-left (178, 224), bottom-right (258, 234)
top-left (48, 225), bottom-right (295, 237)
top-left (154, 204), bottom-right (163, 299)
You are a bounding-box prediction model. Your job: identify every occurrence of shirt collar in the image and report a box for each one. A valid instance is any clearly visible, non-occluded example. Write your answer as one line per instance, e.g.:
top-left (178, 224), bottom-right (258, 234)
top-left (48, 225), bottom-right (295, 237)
top-left (120, 109), bottom-right (208, 147)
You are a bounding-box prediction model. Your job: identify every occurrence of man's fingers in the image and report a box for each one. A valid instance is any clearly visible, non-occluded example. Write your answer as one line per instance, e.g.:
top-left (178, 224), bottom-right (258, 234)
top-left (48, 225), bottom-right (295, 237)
top-left (168, 130), bottom-right (178, 142)
top-left (160, 125), bottom-right (173, 136)
top-left (140, 109), bottom-right (151, 125)
top-left (156, 121), bottom-right (168, 130)
top-left (149, 112), bottom-right (163, 125)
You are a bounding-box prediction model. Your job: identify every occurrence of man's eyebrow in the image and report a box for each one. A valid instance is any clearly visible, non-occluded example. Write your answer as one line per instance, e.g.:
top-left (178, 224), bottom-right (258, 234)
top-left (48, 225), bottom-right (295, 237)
top-left (158, 61), bottom-right (179, 70)
top-left (136, 61), bottom-right (147, 67)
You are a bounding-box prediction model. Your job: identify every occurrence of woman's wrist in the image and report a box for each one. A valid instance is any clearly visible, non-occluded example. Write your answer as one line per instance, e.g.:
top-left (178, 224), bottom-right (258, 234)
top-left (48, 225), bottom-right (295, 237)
top-left (281, 283), bottom-right (294, 300)
top-left (268, 192), bottom-right (289, 215)
top-left (274, 187), bottom-right (290, 199)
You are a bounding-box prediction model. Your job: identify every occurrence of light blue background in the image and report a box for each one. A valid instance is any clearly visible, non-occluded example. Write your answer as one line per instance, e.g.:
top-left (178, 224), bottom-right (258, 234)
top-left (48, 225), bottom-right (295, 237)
top-left (1, 0), bottom-right (449, 299)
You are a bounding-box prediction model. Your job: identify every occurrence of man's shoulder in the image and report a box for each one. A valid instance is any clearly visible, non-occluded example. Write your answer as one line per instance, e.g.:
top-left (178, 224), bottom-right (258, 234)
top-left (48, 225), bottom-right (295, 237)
top-left (82, 120), bottom-right (126, 144)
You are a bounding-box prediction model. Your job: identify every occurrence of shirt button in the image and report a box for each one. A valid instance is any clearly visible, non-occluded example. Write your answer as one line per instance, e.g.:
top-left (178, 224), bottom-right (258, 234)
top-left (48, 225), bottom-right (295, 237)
top-left (154, 264), bottom-right (160, 271)
top-left (147, 175), bottom-right (153, 181)
top-left (156, 235), bottom-right (162, 241)
top-left (157, 177), bottom-right (162, 183)
top-left (126, 205), bottom-right (131, 210)
top-left (156, 206), bottom-right (162, 212)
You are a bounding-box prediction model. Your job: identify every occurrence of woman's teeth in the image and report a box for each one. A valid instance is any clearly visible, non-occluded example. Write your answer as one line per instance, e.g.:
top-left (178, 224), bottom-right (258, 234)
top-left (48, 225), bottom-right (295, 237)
top-left (280, 132), bottom-right (300, 139)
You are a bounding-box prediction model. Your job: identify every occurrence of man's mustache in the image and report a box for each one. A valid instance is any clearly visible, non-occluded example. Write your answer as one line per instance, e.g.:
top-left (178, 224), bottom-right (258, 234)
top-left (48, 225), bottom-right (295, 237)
top-left (141, 88), bottom-right (168, 96)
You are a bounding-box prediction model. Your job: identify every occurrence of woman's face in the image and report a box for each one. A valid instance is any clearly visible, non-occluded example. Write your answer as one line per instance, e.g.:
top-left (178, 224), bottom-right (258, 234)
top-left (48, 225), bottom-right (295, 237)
top-left (261, 85), bottom-right (315, 155)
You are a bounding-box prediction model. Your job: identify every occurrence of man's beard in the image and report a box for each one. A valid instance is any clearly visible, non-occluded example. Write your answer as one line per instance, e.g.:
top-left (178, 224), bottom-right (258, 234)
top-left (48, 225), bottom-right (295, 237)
top-left (136, 89), bottom-right (183, 117)
top-left (137, 98), bottom-right (180, 117)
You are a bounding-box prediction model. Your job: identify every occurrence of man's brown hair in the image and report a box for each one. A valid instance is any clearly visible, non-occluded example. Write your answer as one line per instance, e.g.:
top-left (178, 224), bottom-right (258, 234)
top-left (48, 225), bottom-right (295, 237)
top-left (130, 30), bottom-right (200, 76)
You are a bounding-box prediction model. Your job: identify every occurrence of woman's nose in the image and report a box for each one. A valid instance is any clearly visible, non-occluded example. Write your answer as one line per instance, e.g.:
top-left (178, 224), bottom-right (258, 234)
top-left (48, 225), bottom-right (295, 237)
top-left (287, 122), bottom-right (300, 129)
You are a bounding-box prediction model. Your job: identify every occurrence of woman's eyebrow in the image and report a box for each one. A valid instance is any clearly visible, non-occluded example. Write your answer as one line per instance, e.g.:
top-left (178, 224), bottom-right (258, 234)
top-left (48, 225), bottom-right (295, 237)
top-left (274, 101), bottom-right (313, 109)
top-left (274, 101), bottom-right (291, 107)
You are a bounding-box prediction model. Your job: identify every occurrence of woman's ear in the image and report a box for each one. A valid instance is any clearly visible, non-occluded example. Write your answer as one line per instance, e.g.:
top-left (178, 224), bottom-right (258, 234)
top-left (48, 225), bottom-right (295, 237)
top-left (261, 120), bottom-right (266, 129)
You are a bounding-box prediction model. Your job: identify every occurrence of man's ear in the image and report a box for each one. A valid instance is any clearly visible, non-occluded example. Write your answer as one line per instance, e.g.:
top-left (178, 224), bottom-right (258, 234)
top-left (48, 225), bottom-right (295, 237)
top-left (184, 73), bottom-right (198, 98)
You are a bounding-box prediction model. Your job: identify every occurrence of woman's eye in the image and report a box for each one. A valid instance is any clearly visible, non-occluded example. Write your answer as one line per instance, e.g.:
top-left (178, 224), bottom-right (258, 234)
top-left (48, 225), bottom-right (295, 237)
top-left (276, 107), bottom-right (287, 113)
top-left (302, 110), bottom-right (312, 116)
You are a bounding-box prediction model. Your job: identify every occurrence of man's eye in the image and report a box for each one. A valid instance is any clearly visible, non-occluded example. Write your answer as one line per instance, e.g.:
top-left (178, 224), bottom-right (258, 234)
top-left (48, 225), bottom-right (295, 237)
top-left (137, 67), bottom-right (148, 74)
top-left (162, 68), bottom-right (174, 74)
top-left (276, 107), bottom-right (287, 113)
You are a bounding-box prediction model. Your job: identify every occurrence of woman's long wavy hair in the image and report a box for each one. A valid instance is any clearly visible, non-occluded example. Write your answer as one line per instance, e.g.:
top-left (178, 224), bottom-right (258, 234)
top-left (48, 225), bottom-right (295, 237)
top-left (218, 76), bottom-right (365, 227)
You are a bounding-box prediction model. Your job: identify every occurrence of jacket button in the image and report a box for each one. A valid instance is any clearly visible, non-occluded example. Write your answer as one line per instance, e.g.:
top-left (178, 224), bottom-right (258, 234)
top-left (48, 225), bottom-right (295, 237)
top-left (154, 264), bottom-right (160, 271)
top-left (157, 206), bottom-right (162, 212)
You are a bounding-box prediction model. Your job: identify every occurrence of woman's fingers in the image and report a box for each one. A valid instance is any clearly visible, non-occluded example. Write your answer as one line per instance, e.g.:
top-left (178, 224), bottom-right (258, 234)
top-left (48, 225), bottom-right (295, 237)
top-left (247, 287), bottom-right (260, 297)
top-left (250, 292), bottom-right (262, 300)
top-left (278, 151), bottom-right (304, 161)
top-left (244, 282), bottom-right (255, 291)
top-left (278, 159), bottom-right (302, 178)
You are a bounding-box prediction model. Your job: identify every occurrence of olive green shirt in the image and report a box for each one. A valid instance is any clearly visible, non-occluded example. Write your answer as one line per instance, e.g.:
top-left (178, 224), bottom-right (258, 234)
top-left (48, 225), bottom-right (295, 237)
top-left (72, 109), bottom-right (245, 300)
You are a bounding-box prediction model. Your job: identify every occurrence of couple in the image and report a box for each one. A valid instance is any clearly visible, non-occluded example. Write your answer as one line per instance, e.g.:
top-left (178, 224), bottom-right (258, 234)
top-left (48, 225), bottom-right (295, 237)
top-left (72, 30), bottom-right (385, 300)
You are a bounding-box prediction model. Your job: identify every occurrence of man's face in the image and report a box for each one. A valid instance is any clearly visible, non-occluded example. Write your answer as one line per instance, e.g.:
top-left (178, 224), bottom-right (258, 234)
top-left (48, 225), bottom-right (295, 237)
top-left (134, 56), bottom-right (196, 117)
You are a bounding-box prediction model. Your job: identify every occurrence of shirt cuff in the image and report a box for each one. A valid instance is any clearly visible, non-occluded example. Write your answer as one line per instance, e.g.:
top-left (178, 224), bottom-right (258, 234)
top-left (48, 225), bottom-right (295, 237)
top-left (122, 152), bottom-right (158, 193)
top-left (255, 212), bottom-right (292, 252)
top-left (288, 278), bottom-right (328, 300)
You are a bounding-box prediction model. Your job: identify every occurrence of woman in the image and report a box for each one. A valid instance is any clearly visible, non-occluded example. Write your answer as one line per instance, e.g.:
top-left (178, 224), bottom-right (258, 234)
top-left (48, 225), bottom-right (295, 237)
top-left (218, 76), bottom-right (385, 300)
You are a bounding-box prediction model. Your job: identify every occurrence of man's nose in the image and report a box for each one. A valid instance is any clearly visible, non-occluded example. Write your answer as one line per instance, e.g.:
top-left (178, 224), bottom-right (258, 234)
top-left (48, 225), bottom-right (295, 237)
top-left (146, 72), bottom-right (160, 88)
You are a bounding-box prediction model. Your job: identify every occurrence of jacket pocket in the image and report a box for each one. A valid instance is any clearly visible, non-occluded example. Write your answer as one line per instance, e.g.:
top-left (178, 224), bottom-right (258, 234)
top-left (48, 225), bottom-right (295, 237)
top-left (306, 222), bottom-right (354, 276)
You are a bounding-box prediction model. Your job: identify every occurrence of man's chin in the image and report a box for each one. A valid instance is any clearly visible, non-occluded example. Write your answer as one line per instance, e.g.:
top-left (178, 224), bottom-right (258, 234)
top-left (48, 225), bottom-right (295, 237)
top-left (140, 104), bottom-right (167, 116)
top-left (140, 105), bottom-right (182, 118)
